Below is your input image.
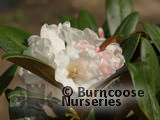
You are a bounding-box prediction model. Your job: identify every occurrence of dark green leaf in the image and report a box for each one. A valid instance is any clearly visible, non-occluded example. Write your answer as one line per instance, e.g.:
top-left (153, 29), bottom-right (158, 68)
top-left (120, 0), bottom-right (133, 20)
top-left (141, 38), bottom-right (160, 94)
top-left (105, 0), bottom-right (121, 35)
top-left (105, 0), bottom-right (133, 35)
top-left (121, 33), bottom-right (141, 62)
top-left (70, 18), bottom-right (78, 28)
top-left (127, 63), bottom-right (160, 120)
top-left (78, 10), bottom-right (98, 33)
top-left (85, 109), bottom-right (95, 120)
top-left (0, 64), bottom-right (18, 96)
top-left (58, 14), bottom-right (71, 23)
top-left (2, 54), bottom-right (63, 89)
top-left (78, 17), bottom-right (91, 31)
top-left (115, 12), bottom-right (139, 43)
top-left (0, 25), bottom-right (31, 54)
top-left (126, 38), bottom-right (160, 119)
top-left (102, 20), bottom-right (111, 38)
top-left (141, 21), bottom-right (160, 52)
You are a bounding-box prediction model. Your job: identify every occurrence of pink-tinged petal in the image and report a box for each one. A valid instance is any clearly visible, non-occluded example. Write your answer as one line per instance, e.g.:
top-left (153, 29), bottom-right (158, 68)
top-left (99, 50), bottom-right (111, 59)
top-left (98, 44), bottom-right (125, 78)
top-left (114, 53), bottom-right (125, 69)
top-left (99, 60), bottom-right (116, 76)
top-left (105, 43), bottom-right (122, 55)
top-left (75, 40), bottom-right (95, 51)
top-left (98, 52), bottom-right (116, 75)
top-left (98, 27), bottom-right (105, 38)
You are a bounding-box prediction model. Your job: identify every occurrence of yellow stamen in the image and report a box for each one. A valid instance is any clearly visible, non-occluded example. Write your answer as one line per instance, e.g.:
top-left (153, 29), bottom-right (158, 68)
top-left (66, 65), bottom-right (79, 80)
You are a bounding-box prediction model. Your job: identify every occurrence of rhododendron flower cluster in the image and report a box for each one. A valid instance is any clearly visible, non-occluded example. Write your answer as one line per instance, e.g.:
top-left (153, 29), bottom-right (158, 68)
top-left (19, 22), bottom-right (125, 91)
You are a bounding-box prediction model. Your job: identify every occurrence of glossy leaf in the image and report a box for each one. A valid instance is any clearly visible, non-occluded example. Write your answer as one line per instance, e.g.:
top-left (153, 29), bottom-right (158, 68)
top-left (2, 54), bottom-right (63, 89)
top-left (121, 33), bottom-right (141, 62)
top-left (115, 12), bottom-right (139, 43)
top-left (102, 20), bottom-right (111, 38)
top-left (58, 14), bottom-right (71, 23)
top-left (105, 0), bottom-right (133, 35)
top-left (78, 10), bottom-right (98, 33)
top-left (120, 0), bottom-right (133, 20)
top-left (141, 38), bottom-right (160, 94)
top-left (105, 0), bottom-right (121, 35)
top-left (0, 25), bottom-right (31, 54)
top-left (127, 38), bottom-right (160, 119)
top-left (141, 21), bottom-right (160, 52)
top-left (0, 64), bottom-right (18, 96)
top-left (127, 63), bottom-right (160, 120)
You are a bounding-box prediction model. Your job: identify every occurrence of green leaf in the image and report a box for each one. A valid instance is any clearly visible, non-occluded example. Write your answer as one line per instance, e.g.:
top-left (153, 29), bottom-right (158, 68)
top-left (115, 12), bottom-right (139, 43)
top-left (70, 18), bottom-right (78, 28)
top-left (2, 54), bottom-right (63, 89)
top-left (58, 14), bottom-right (71, 23)
top-left (102, 20), bottom-right (111, 38)
top-left (127, 38), bottom-right (160, 119)
top-left (78, 10), bottom-right (98, 33)
top-left (78, 17), bottom-right (91, 31)
top-left (120, 0), bottom-right (133, 20)
top-left (127, 63), bottom-right (160, 120)
top-left (121, 33), bottom-right (141, 62)
top-left (105, 0), bottom-right (133, 35)
top-left (85, 109), bottom-right (95, 120)
top-left (105, 0), bottom-right (121, 35)
top-left (141, 38), bottom-right (160, 94)
top-left (141, 21), bottom-right (160, 52)
top-left (0, 64), bottom-right (18, 96)
top-left (0, 25), bottom-right (31, 54)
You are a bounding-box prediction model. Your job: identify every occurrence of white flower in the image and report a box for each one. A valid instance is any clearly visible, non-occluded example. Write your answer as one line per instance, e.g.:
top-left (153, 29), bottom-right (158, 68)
top-left (55, 46), bottom-right (102, 91)
top-left (59, 22), bottom-right (105, 47)
top-left (19, 23), bottom-right (65, 84)
top-left (18, 22), bottom-right (125, 92)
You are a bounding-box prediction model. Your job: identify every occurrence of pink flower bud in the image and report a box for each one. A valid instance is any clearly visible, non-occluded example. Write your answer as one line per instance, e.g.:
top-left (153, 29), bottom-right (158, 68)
top-left (98, 27), bottom-right (105, 38)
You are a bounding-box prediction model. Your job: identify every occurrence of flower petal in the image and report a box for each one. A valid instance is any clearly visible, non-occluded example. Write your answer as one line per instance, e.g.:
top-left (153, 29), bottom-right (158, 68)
top-left (54, 49), bottom-right (71, 68)
top-left (83, 28), bottom-right (105, 47)
top-left (40, 24), bottom-right (65, 55)
top-left (105, 43), bottom-right (122, 55)
top-left (60, 25), bottom-right (84, 46)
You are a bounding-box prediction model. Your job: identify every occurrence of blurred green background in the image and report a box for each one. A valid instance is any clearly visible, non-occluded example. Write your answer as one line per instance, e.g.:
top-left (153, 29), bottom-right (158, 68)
top-left (0, 0), bottom-right (160, 119)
